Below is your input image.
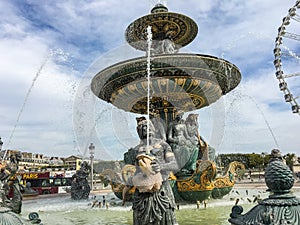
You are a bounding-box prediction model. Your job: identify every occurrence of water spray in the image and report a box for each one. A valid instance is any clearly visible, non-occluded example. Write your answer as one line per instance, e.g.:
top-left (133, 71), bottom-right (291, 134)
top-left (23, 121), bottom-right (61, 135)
top-left (2, 51), bottom-right (54, 162)
top-left (146, 26), bottom-right (152, 154)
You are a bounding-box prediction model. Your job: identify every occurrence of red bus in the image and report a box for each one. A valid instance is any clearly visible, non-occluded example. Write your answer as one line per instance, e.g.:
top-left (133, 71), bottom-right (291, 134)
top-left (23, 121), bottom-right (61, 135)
top-left (16, 171), bottom-right (75, 195)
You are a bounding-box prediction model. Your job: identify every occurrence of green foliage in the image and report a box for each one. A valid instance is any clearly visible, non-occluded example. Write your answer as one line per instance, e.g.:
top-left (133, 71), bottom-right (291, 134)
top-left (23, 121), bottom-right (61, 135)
top-left (217, 152), bottom-right (271, 170)
top-left (284, 153), bottom-right (296, 172)
top-left (247, 153), bottom-right (263, 169)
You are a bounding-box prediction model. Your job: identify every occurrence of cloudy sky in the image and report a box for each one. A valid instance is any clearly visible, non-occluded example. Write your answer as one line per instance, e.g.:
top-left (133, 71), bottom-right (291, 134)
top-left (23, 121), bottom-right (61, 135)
top-left (0, 0), bottom-right (299, 160)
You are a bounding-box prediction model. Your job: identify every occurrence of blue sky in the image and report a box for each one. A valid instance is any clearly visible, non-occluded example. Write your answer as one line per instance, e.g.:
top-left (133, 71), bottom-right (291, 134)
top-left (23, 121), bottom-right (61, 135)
top-left (0, 0), bottom-right (299, 160)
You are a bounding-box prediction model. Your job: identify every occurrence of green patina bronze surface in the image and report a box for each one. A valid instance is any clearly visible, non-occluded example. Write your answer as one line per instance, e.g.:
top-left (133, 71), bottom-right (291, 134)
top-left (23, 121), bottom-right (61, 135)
top-left (211, 187), bottom-right (233, 199)
top-left (125, 3), bottom-right (198, 51)
top-left (229, 149), bottom-right (300, 225)
top-left (91, 54), bottom-right (241, 124)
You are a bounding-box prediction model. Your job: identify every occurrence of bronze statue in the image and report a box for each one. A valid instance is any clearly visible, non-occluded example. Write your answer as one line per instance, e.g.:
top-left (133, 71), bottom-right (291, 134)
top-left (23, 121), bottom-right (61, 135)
top-left (150, 112), bottom-right (167, 141)
top-left (124, 119), bottom-right (178, 225)
top-left (185, 113), bottom-right (216, 162)
top-left (70, 161), bottom-right (91, 200)
top-left (185, 113), bottom-right (200, 146)
top-left (167, 111), bottom-right (198, 173)
top-left (0, 153), bottom-right (23, 214)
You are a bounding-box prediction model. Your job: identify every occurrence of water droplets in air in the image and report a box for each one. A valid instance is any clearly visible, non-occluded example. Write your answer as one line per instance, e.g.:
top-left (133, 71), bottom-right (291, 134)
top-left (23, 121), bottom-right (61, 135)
top-left (5, 48), bottom-right (75, 156)
top-left (219, 85), bottom-right (280, 154)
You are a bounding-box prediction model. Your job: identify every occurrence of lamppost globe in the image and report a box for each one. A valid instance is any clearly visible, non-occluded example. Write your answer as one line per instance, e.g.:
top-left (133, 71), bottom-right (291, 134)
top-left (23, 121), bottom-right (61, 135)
top-left (89, 143), bottom-right (95, 156)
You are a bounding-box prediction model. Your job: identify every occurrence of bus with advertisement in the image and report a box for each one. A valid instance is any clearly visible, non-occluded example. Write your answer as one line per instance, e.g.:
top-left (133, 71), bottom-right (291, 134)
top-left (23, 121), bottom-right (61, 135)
top-left (14, 170), bottom-right (76, 195)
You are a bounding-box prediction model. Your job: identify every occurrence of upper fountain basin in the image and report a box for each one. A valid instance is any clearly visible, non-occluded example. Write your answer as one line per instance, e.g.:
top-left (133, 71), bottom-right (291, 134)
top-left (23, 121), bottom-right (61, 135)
top-left (91, 53), bottom-right (241, 114)
top-left (125, 5), bottom-right (198, 52)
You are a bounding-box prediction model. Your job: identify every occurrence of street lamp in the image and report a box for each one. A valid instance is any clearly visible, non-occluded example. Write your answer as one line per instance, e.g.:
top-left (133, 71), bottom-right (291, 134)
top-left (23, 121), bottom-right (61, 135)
top-left (89, 143), bottom-right (95, 191)
top-left (0, 137), bottom-right (3, 151)
top-left (0, 137), bottom-right (3, 160)
top-left (261, 152), bottom-right (266, 168)
top-left (261, 152), bottom-right (267, 179)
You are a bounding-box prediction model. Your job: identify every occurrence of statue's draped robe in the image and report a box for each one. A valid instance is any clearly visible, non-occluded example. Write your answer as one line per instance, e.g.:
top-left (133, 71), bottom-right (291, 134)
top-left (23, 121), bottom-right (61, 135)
top-left (125, 140), bottom-right (177, 225)
top-left (133, 181), bottom-right (177, 225)
top-left (168, 121), bottom-right (198, 172)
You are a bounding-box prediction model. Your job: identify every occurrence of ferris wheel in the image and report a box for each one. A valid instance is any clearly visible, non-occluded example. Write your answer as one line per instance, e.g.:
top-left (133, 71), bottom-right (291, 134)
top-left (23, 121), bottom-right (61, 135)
top-left (274, 0), bottom-right (300, 114)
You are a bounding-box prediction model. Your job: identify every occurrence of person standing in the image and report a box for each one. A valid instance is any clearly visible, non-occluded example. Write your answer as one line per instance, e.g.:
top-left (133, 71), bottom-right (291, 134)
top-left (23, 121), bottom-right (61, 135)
top-left (102, 195), bottom-right (106, 208)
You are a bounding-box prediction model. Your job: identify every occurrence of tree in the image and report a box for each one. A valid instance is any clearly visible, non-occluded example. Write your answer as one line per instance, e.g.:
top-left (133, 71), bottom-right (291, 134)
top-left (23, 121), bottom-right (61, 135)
top-left (218, 153), bottom-right (270, 170)
top-left (284, 153), bottom-right (296, 172)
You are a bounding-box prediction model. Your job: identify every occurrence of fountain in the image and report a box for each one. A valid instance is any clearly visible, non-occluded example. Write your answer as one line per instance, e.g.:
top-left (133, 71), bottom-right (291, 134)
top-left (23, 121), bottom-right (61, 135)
top-left (0, 150), bottom-right (42, 224)
top-left (91, 2), bottom-right (244, 223)
top-left (229, 149), bottom-right (300, 224)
